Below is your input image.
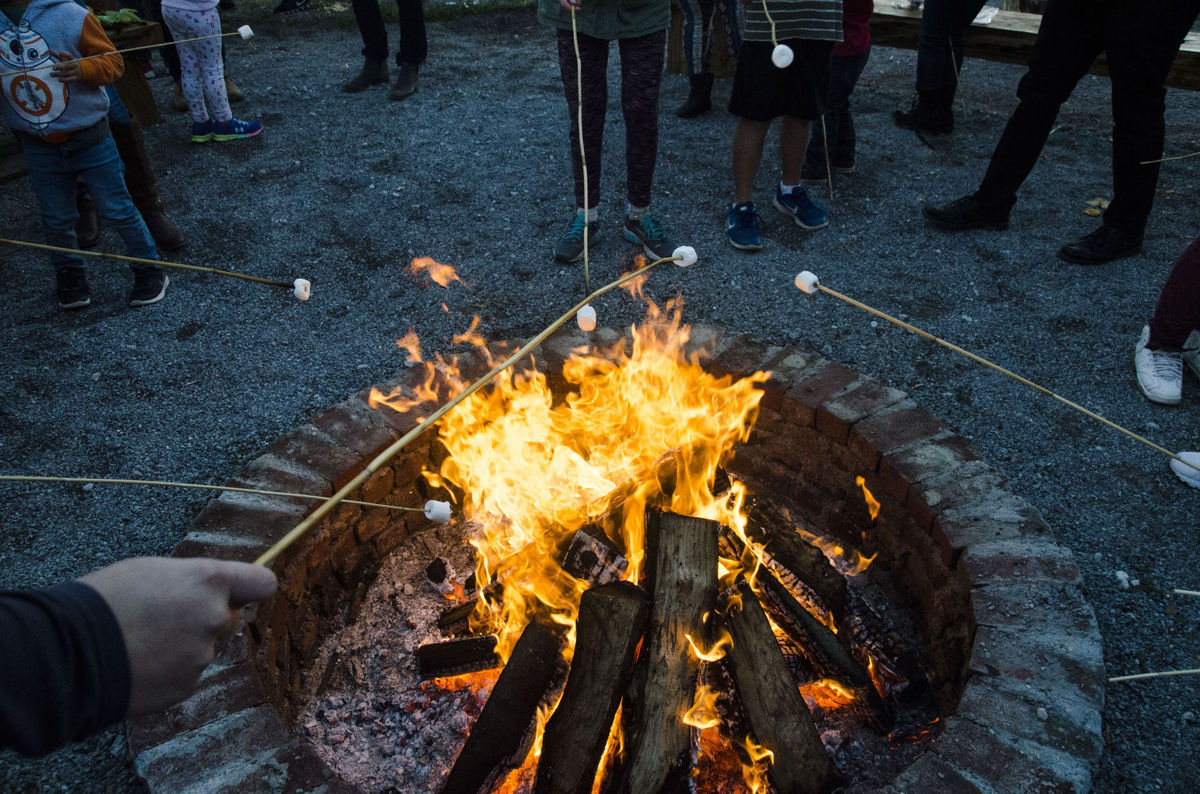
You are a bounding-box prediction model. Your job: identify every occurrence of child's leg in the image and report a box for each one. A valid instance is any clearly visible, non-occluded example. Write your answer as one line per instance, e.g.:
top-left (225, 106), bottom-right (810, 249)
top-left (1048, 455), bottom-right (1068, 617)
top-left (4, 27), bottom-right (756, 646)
top-left (162, 6), bottom-right (229, 122)
top-left (556, 29), bottom-right (610, 212)
top-left (75, 137), bottom-right (159, 269)
top-left (20, 137), bottom-right (88, 272)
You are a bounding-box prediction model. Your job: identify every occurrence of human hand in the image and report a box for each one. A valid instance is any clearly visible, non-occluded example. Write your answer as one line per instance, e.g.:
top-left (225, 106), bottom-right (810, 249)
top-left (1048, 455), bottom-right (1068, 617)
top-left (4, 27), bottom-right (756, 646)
top-left (48, 51), bottom-right (83, 82)
top-left (558, 0), bottom-right (582, 10)
top-left (79, 557), bottom-right (277, 716)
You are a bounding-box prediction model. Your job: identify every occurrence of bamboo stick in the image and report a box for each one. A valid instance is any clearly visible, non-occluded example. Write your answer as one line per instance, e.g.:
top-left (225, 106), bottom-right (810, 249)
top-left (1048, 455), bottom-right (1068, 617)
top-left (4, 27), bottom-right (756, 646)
top-left (0, 28), bottom-right (250, 80)
top-left (1109, 668), bottom-right (1200, 683)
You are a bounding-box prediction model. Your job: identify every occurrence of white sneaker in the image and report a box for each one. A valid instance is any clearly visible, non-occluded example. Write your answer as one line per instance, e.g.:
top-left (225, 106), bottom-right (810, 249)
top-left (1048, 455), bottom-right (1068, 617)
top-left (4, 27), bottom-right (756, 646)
top-left (1183, 330), bottom-right (1200, 381)
top-left (1170, 451), bottom-right (1200, 489)
top-left (1133, 325), bottom-right (1182, 405)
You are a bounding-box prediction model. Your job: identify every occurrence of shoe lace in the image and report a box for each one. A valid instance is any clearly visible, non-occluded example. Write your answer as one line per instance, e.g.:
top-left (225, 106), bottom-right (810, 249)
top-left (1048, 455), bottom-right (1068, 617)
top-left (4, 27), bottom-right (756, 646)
top-left (564, 213), bottom-right (587, 242)
top-left (1150, 349), bottom-right (1183, 381)
top-left (639, 214), bottom-right (664, 242)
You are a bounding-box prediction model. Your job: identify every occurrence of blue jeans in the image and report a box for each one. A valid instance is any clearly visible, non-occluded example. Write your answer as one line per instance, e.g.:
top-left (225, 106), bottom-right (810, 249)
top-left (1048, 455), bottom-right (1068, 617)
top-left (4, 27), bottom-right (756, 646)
top-left (21, 133), bottom-right (159, 273)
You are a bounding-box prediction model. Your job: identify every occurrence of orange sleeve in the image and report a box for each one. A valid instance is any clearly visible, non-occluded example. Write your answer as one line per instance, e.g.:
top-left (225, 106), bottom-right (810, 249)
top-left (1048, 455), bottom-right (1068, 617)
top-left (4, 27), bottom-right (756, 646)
top-left (75, 15), bottom-right (124, 86)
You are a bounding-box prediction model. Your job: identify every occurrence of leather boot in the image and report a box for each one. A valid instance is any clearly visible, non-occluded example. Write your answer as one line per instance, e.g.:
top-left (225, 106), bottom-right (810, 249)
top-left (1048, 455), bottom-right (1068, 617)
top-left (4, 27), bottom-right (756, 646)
top-left (110, 119), bottom-right (186, 251)
top-left (343, 58), bottom-right (389, 93)
top-left (893, 90), bottom-right (953, 134)
top-left (676, 72), bottom-right (714, 118)
top-left (75, 180), bottom-right (100, 248)
top-left (389, 62), bottom-right (419, 101)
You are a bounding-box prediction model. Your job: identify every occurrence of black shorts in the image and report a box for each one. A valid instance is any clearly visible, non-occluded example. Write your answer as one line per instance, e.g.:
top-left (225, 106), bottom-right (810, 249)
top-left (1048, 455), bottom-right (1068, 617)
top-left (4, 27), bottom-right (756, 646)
top-left (728, 38), bottom-right (834, 121)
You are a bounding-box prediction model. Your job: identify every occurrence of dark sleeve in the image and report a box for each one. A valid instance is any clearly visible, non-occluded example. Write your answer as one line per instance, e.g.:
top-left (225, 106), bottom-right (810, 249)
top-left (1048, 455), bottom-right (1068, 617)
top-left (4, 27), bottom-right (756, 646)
top-left (0, 581), bottom-right (131, 756)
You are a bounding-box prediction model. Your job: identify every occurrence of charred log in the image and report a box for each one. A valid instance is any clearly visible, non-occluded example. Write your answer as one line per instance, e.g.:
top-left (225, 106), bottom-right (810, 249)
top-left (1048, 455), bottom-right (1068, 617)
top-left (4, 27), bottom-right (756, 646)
top-left (440, 618), bottom-right (568, 794)
top-left (534, 582), bottom-right (650, 794)
top-left (416, 636), bottom-right (500, 680)
top-left (617, 511), bottom-right (718, 794)
top-left (723, 579), bottom-right (838, 794)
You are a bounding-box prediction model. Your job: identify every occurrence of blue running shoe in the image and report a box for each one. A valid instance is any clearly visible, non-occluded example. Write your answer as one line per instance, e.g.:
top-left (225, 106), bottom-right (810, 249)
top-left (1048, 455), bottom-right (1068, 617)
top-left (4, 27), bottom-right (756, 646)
top-left (191, 120), bottom-right (213, 143)
top-left (623, 213), bottom-right (676, 261)
top-left (774, 185), bottom-right (829, 230)
top-left (213, 118), bottom-right (263, 141)
top-left (726, 202), bottom-right (762, 251)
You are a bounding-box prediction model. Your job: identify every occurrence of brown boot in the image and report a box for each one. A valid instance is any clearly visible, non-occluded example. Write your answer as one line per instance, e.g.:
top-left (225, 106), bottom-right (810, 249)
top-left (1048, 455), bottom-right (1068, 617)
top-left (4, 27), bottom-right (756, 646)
top-left (389, 62), bottom-right (419, 101)
top-left (110, 120), bottom-right (186, 251)
top-left (75, 180), bottom-right (100, 248)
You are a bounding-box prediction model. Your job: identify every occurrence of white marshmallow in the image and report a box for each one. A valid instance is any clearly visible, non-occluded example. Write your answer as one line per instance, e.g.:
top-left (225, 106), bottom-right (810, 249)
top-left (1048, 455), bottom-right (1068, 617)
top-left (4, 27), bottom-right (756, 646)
top-left (672, 245), bottom-right (697, 267)
top-left (771, 44), bottom-right (794, 69)
top-left (794, 271), bottom-right (819, 294)
top-left (238, 25), bottom-right (254, 39)
top-left (576, 304), bottom-right (597, 332)
top-left (424, 500), bottom-right (452, 524)
top-left (293, 278), bottom-right (311, 301)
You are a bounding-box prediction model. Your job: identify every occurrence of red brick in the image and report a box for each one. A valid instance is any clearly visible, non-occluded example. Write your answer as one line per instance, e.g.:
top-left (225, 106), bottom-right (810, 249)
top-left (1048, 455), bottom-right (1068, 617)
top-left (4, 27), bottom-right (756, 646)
top-left (308, 397), bottom-right (401, 461)
top-left (889, 750), bottom-right (986, 794)
top-left (262, 424), bottom-right (363, 492)
top-left (930, 716), bottom-right (1093, 793)
top-left (819, 377), bottom-right (908, 443)
top-left (849, 403), bottom-right (946, 461)
top-left (782, 360), bottom-right (859, 427)
top-left (961, 539), bottom-right (1083, 586)
top-left (126, 660), bottom-right (267, 754)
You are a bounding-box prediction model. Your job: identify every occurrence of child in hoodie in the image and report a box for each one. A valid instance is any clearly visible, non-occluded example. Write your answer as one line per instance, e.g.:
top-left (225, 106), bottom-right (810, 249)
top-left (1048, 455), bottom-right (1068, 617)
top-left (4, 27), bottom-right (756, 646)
top-left (1, 0), bottom-right (168, 308)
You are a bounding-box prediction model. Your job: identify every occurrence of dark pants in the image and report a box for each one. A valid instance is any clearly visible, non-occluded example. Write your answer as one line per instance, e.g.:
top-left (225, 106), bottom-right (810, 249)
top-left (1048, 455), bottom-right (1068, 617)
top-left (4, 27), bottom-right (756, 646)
top-left (1149, 237), bottom-right (1200, 350)
top-left (803, 47), bottom-right (870, 173)
top-left (915, 0), bottom-right (989, 93)
top-left (352, 0), bottom-right (427, 66)
top-left (679, 0), bottom-right (742, 75)
top-left (556, 29), bottom-right (665, 210)
top-left (976, 0), bottom-right (1200, 234)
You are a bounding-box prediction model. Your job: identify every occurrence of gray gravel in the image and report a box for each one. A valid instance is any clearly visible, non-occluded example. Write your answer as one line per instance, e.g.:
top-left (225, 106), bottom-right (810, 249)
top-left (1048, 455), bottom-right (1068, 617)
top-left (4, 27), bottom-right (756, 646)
top-left (1, 3), bottom-right (1198, 791)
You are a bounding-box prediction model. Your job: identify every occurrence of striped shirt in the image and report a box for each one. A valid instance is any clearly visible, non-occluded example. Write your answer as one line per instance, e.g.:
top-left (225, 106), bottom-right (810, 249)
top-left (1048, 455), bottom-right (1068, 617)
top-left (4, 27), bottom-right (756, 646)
top-left (743, 0), bottom-right (843, 43)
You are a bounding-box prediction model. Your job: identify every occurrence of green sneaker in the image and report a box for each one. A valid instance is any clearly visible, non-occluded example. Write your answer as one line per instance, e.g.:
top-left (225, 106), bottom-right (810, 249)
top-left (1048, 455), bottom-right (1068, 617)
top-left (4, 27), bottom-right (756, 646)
top-left (553, 211), bottom-right (601, 263)
top-left (623, 213), bottom-right (676, 260)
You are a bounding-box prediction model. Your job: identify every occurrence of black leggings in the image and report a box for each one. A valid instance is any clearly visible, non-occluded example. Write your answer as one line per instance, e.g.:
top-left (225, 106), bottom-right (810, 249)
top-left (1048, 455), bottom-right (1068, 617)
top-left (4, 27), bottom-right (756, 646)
top-left (556, 29), bottom-right (665, 210)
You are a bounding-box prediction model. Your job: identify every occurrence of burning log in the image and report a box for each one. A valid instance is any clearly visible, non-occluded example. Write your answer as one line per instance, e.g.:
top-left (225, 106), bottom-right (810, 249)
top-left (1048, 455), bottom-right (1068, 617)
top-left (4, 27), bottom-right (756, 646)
top-left (842, 570), bottom-right (927, 693)
top-left (617, 511), bottom-right (719, 793)
top-left (416, 636), bottom-right (500, 680)
top-left (723, 580), bottom-right (838, 794)
top-left (534, 581), bottom-right (650, 794)
top-left (558, 527), bottom-right (629, 586)
top-left (440, 617), bottom-right (568, 794)
top-left (743, 499), bottom-right (846, 618)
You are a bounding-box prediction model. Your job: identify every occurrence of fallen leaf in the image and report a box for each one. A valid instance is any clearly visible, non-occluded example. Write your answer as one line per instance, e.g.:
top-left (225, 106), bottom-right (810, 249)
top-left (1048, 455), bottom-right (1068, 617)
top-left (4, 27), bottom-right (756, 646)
top-left (1085, 197), bottom-right (1111, 209)
top-left (1083, 207), bottom-right (1102, 216)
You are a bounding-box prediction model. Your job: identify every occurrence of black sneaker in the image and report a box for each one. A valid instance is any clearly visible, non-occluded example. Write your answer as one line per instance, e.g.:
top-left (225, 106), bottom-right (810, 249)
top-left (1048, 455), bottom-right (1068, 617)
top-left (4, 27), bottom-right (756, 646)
top-left (1057, 225), bottom-right (1143, 265)
top-left (553, 211), bottom-right (601, 263)
top-left (623, 213), bottom-right (675, 260)
top-left (273, 0), bottom-right (308, 12)
top-left (922, 194), bottom-right (1010, 231)
top-left (56, 268), bottom-right (91, 309)
top-left (129, 270), bottom-right (169, 307)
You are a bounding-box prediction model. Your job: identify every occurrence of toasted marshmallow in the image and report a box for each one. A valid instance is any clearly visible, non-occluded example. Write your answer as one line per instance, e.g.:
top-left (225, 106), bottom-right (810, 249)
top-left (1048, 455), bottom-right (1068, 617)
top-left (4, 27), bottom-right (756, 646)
top-left (794, 271), bottom-right (819, 294)
top-left (576, 304), bottom-right (597, 332)
top-left (293, 278), bottom-right (311, 301)
top-left (672, 245), bottom-right (697, 267)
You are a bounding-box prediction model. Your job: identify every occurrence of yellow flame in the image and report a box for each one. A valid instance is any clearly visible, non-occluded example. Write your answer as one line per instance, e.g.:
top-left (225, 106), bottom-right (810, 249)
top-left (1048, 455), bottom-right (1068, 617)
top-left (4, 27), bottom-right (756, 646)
top-left (799, 678), bottom-right (858, 711)
top-left (395, 330), bottom-right (423, 365)
top-left (683, 684), bottom-right (722, 730)
top-left (738, 735), bottom-right (775, 793)
top-left (856, 475), bottom-right (881, 521)
top-left (452, 315), bottom-right (487, 348)
top-left (409, 256), bottom-right (465, 287)
top-left (686, 630), bottom-right (733, 663)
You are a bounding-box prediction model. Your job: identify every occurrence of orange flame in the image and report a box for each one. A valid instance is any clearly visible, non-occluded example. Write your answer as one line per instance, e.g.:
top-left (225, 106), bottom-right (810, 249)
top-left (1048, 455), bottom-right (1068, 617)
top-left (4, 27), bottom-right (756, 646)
top-left (409, 256), bottom-right (465, 287)
top-left (452, 316), bottom-right (487, 348)
top-left (686, 630), bottom-right (733, 663)
top-left (738, 735), bottom-right (775, 793)
top-left (395, 330), bottom-right (423, 365)
top-left (856, 475), bottom-right (881, 521)
top-left (683, 684), bottom-right (722, 730)
top-left (799, 678), bottom-right (857, 711)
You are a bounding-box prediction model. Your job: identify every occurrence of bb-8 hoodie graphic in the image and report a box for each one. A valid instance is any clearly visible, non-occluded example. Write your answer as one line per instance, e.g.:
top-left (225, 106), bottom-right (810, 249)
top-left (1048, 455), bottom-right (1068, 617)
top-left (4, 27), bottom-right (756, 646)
top-left (1, 0), bottom-right (122, 141)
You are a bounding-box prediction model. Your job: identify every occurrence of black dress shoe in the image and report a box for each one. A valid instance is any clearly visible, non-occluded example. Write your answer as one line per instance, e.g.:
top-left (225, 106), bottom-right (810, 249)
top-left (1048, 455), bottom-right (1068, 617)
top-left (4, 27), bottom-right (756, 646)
top-left (1057, 225), bottom-right (1143, 265)
top-left (922, 194), bottom-right (1010, 231)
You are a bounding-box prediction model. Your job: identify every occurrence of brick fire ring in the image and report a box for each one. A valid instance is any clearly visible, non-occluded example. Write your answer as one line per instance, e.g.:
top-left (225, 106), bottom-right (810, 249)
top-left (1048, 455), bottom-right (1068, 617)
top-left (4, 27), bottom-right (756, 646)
top-left (125, 326), bottom-right (1105, 793)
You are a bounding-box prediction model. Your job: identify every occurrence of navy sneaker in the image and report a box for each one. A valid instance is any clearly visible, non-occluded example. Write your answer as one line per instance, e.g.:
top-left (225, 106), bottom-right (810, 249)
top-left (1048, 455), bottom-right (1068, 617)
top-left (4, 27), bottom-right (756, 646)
top-left (726, 202), bottom-right (762, 251)
top-left (56, 268), bottom-right (91, 309)
top-left (191, 120), bottom-right (213, 143)
top-left (213, 118), bottom-right (263, 141)
top-left (553, 211), bottom-right (602, 263)
top-left (623, 213), bottom-right (675, 261)
top-left (129, 270), bottom-right (169, 307)
top-left (774, 185), bottom-right (828, 230)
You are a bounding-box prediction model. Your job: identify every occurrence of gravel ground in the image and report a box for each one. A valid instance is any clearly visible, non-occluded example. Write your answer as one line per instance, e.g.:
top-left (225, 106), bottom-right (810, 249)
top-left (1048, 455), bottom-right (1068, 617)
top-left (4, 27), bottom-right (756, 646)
top-left (1, 3), bottom-right (1198, 791)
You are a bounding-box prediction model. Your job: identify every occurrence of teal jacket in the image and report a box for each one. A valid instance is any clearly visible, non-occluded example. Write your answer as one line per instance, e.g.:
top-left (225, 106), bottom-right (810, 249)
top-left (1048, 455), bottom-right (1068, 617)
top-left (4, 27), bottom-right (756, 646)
top-left (537, 0), bottom-right (670, 40)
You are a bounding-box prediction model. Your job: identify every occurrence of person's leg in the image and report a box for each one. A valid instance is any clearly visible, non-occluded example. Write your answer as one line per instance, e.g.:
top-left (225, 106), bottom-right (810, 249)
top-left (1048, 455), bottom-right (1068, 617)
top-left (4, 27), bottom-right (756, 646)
top-left (20, 138), bottom-right (88, 273)
top-left (779, 116), bottom-right (811, 187)
top-left (161, 7), bottom-right (210, 123)
top-left (944, 0), bottom-right (990, 92)
top-left (74, 138), bottom-right (159, 267)
top-left (390, 0), bottom-right (427, 99)
top-left (558, 29), bottom-right (610, 212)
top-left (110, 119), bottom-right (186, 251)
top-left (1149, 237), bottom-right (1200, 350)
top-left (803, 48), bottom-right (867, 176)
top-left (1101, 0), bottom-right (1200, 236)
top-left (974, 0), bottom-right (1102, 206)
top-left (677, 0), bottom-right (715, 117)
top-left (732, 117), bottom-right (770, 204)
top-left (619, 30), bottom-right (665, 211)
top-left (351, 0), bottom-right (389, 61)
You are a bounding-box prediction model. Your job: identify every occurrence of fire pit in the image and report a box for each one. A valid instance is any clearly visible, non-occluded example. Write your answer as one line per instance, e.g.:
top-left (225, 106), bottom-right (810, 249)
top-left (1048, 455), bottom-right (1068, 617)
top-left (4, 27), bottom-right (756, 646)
top-left (126, 316), bottom-right (1105, 793)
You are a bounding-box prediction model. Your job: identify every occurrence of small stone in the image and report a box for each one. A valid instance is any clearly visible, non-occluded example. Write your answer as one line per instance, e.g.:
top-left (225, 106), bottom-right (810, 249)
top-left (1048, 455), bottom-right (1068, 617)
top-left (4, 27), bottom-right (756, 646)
top-left (1037, 707), bottom-right (1048, 721)
top-left (1115, 570), bottom-right (1131, 589)
top-left (403, 583), bottom-right (414, 596)
top-left (1183, 710), bottom-right (1196, 723)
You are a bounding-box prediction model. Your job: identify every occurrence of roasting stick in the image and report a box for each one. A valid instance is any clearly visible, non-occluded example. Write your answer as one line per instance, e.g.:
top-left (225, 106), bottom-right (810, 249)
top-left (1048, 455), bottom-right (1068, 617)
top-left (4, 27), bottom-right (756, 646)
top-left (570, 9), bottom-right (591, 297)
top-left (0, 238), bottom-right (311, 298)
top-left (254, 249), bottom-right (695, 567)
top-left (0, 473), bottom-right (412, 512)
top-left (1173, 589), bottom-right (1200, 598)
top-left (1109, 668), bottom-right (1200, 683)
top-left (793, 271), bottom-right (1200, 476)
top-left (0, 26), bottom-right (254, 80)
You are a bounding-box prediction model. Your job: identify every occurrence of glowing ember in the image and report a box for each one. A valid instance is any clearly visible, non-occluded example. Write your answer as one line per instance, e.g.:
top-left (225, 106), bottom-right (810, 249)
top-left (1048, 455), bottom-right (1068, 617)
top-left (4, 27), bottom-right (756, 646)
top-left (410, 256), bottom-right (466, 287)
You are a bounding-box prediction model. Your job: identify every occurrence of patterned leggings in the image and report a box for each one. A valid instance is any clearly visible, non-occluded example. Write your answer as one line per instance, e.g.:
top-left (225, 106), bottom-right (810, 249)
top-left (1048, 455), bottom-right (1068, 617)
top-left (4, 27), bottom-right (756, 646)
top-left (679, 0), bottom-right (742, 76)
top-left (161, 5), bottom-right (230, 123)
top-left (555, 29), bottom-right (665, 210)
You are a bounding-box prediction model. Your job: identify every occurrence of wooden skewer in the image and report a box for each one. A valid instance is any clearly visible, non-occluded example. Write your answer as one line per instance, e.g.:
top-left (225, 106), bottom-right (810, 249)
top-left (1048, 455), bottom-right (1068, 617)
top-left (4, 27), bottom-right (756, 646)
top-left (0, 474), bottom-right (416, 512)
top-left (0, 28), bottom-right (250, 80)
top-left (254, 252), bottom-right (683, 567)
top-left (1141, 151), bottom-right (1200, 165)
top-left (0, 238), bottom-right (294, 288)
top-left (1109, 668), bottom-right (1200, 683)
top-left (811, 281), bottom-right (1200, 476)
top-left (570, 10), bottom-right (591, 296)
top-left (1172, 589), bottom-right (1200, 598)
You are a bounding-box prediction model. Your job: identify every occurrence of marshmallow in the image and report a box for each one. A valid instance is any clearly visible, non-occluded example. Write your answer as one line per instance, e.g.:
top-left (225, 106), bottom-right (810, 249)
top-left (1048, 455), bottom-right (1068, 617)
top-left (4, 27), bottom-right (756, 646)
top-left (771, 44), bottom-right (794, 69)
top-left (672, 245), bottom-right (697, 267)
top-left (238, 25), bottom-right (254, 39)
top-left (794, 271), bottom-right (819, 294)
top-left (1171, 451), bottom-right (1200, 489)
top-left (424, 500), bottom-right (452, 524)
top-left (576, 304), bottom-right (597, 332)
top-left (293, 278), bottom-right (311, 301)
